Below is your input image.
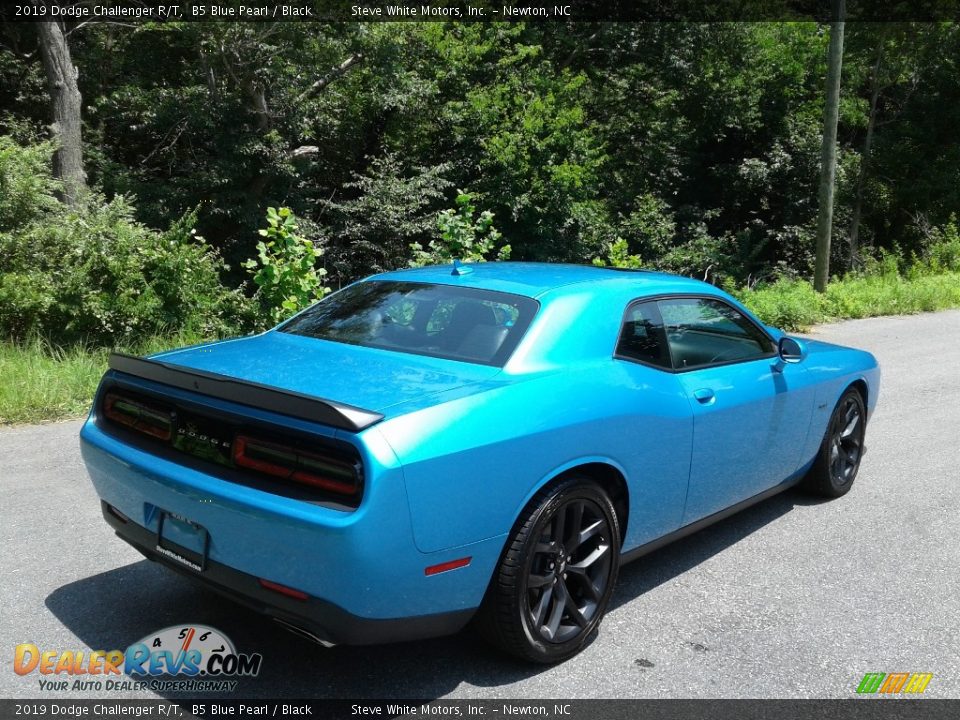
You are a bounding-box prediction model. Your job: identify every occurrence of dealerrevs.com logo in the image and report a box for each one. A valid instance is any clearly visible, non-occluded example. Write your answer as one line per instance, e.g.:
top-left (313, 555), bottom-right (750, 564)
top-left (856, 672), bottom-right (934, 695)
top-left (14, 625), bottom-right (262, 693)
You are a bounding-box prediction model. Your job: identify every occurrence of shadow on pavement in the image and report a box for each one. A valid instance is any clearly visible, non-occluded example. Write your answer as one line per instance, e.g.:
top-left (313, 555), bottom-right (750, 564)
top-left (45, 559), bottom-right (536, 700)
top-left (611, 487), bottom-right (820, 613)
top-left (46, 488), bottom-right (816, 699)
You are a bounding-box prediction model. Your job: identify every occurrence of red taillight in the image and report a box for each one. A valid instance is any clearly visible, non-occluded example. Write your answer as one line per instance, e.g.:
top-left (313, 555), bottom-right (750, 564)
top-left (258, 578), bottom-right (309, 601)
top-left (103, 392), bottom-right (174, 441)
top-left (232, 434), bottom-right (360, 497)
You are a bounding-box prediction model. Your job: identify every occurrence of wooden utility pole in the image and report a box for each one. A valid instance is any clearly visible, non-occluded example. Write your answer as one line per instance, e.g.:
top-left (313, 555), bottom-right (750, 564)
top-left (813, 0), bottom-right (846, 292)
top-left (36, 19), bottom-right (87, 206)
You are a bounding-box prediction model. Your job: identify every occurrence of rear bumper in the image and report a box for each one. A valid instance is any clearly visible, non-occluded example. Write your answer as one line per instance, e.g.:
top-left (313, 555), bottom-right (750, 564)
top-left (101, 501), bottom-right (473, 646)
top-left (80, 410), bottom-right (504, 644)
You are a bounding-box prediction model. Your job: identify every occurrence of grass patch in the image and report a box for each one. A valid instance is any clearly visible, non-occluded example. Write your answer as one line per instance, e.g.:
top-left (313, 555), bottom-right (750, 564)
top-left (0, 333), bottom-right (209, 425)
top-left (737, 271), bottom-right (960, 332)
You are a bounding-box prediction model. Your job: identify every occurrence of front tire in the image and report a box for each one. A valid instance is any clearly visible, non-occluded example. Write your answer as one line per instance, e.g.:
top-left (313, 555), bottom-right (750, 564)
top-left (477, 476), bottom-right (621, 663)
top-left (803, 387), bottom-right (867, 498)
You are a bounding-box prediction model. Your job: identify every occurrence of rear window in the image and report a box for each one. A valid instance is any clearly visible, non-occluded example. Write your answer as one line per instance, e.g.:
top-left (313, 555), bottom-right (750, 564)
top-left (279, 281), bottom-right (539, 366)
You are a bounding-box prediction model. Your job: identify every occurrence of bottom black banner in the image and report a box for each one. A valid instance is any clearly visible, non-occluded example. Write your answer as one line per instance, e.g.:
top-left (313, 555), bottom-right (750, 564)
top-left (2, 699), bottom-right (958, 720)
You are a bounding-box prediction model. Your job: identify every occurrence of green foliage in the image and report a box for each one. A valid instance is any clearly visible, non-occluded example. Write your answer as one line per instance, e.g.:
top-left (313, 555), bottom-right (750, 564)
top-left (0, 194), bottom-right (252, 345)
top-left (437, 32), bottom-right (607, 262)
top-left (7, 22), bottom-right (960, 422)
top-left (4, 20), bottom-right (952, 287)
top-left (736, 278), bottom-right (826, 331)
top-left (0, 138), bottom-right (252, 345)
top-left (243, 207), bottom-right (329, 325)
top-left (593, 238), bottom-right (645, 269)
top-left (0, 136), bottom-right (60, 232)
top-left (0, 337), bottom-right (108, 424)
top-left (859, 247), bottom-right (904, 279)
top-left (5, 24), bottom-right (960, 337)
top-left (617, 195), bottom-right (677, 260)
top-left (823, 272), bottom-right (960, 321)
top-left (918, 216), bottom-right (960, 273)
top-left (410, 191), bottom-right (511, 267)
top-left (323, 153), bottom-right (452, 280)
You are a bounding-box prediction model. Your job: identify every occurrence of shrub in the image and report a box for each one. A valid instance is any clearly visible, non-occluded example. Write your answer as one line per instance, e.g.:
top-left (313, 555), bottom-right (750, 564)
top-left (736, 278), bottom-right (827, 331)
top-left (823, 272), bottom-right (960, 318)
top-left (859, 247), bottom-right (903, 279)
top-left (0, 136), bottom-right (60, 232)
top-left (410, 190), bottom-right (511, 267)
top-left (593, 238), bottom-right (645, 269)
top-left (0, 192), bottom-right (253, 345)
top-left (243, 206), bottom-right (329, 325)
top-left (920, 216), bottom-right (960, 273)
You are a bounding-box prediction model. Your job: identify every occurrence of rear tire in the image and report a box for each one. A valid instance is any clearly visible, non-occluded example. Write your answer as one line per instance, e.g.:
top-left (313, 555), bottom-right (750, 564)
top-left (476, 476), bottom-right (621, 663)
top-left (802, 387), bottom-right (867, 498)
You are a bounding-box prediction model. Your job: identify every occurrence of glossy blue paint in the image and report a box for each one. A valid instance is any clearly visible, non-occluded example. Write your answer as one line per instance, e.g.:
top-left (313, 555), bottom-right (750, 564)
top-left (79, 262), bottom-right (880, 640)
top-left (149, 330), bottom-right (502, 415)
top-left (675, 357), bottom-right (816, 523)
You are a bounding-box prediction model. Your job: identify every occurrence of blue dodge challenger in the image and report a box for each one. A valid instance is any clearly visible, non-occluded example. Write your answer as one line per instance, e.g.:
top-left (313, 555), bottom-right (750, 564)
top-left (80, 262), bottom-right (879, 662)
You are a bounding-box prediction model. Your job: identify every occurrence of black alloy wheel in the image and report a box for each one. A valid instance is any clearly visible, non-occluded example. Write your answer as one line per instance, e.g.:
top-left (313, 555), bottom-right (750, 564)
top-left (829, 393), bottom-right (865, 485)
top-left (477, 476), bottom-right (621, 663)
top-left (804, 387), bottom-right (867, 498)
top-left (524, 497), bottom-right (614, 644)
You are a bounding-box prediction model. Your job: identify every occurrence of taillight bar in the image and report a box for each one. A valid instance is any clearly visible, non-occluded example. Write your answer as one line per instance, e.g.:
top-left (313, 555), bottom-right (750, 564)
top-left (233, 434), bottom-right (361, 497)
top-left (100, 389), bottom-right (362, 504)
top-left (103, 392), bottom-right (174, 441)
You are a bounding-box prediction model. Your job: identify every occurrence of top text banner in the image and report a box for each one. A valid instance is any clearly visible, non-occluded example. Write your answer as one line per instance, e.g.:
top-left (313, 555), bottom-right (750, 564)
top-left (5, 0), bottom-right (960, 22)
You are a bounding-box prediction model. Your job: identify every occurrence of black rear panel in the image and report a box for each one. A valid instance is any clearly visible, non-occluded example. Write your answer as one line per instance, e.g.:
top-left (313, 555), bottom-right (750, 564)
top-left (96, 374), bottom-right (364, 511)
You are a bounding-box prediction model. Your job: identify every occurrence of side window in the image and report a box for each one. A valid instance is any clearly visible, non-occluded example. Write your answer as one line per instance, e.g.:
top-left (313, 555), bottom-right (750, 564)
top-left (616, 301), bottom-right (671, 369)
top-left (658, 297), bottom-right (773, 370)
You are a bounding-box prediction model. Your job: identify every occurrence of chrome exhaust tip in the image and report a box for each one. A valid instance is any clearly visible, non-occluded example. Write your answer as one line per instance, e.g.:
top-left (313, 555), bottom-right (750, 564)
top-left (273, 618), bottom-right (336, 648)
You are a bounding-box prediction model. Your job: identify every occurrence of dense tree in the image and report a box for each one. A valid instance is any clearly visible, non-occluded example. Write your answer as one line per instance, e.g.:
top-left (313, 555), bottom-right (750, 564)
top-left (1, 20), bottom-right (957, 289)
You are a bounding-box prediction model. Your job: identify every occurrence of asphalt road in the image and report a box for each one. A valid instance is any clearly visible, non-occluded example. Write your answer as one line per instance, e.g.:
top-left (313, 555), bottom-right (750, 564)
top-left (2, 310), bottom-right (959, 701)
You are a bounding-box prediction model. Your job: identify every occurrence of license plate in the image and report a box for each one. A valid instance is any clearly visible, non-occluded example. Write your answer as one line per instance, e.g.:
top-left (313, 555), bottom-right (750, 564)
top-left (156, 511), bottom-right (209, 573)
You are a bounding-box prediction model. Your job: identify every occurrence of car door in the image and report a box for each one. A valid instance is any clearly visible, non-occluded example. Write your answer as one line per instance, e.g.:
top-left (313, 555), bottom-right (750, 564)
top-left (657, 296), bottom-right (815, 524)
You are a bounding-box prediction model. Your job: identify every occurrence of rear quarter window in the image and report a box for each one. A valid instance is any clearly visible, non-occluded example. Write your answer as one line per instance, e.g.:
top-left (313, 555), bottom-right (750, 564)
top-left (616, 301), bottom-right (671, 369)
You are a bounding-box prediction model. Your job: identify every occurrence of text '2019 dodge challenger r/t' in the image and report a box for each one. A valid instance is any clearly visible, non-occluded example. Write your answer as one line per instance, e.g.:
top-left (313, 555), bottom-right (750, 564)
top-left (80, 262), bottom-right (879, 663)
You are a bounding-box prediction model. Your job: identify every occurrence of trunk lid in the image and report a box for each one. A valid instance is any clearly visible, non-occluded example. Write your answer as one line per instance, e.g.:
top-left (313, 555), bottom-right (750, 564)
top-left (149, 330), bottom-right (501, 417)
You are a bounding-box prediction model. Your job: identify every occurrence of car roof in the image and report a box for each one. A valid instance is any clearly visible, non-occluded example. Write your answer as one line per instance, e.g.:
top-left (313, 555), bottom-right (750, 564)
top-left (369, 262), bottom-right (713, 299)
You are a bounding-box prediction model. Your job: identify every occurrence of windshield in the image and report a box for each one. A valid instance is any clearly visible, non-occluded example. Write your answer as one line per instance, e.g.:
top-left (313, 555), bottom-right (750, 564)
top-left (279, 281), bottom-right (539, 366)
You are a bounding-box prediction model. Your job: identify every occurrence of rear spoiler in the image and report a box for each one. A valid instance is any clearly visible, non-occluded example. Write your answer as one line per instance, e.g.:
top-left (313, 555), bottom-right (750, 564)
top-left (107, 353), bottom-right (384, 432)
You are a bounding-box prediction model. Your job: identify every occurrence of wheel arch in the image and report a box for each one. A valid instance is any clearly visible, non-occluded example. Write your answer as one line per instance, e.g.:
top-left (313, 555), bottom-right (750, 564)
top-left (513, 458), bottom-right (630, 545)
top-left (849, 377), bottom-right (869, 411)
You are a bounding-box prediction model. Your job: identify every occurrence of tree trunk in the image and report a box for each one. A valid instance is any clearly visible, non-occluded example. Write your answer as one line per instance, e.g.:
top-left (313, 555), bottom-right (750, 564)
top-left (243, 78), bottom-right (270, 132)
top-left (36, 20), bottom-right (86, 206)
top-left (813, 0), bottom-right (846, 293)
top-left (294, 53), bottom-right (364, 104)
top-left (848, 40), bottom-right (883, 270)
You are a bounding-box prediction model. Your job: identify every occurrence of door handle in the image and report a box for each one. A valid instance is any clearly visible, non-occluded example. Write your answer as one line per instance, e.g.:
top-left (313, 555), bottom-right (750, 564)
top-left (693, 388), bottom-right (715, 404)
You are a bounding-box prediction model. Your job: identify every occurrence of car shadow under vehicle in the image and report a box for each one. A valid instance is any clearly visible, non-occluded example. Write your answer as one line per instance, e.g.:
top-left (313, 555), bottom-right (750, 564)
top-left (45, 487), bottom-right (819, 699)
top-left (44, 559), bottom-right (536, 700)
top-left (611, 487), bottom-right (821, 612)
